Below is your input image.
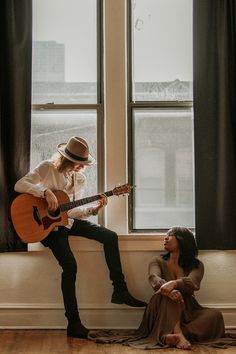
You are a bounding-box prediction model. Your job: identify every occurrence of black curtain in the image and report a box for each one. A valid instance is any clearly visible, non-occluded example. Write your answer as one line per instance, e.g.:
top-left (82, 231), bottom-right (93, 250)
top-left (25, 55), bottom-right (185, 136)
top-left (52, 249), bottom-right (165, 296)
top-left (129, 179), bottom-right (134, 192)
top-left (0, 0), bottom-right (32, 251)
top-left (193, 0), bottom-right (236, 249)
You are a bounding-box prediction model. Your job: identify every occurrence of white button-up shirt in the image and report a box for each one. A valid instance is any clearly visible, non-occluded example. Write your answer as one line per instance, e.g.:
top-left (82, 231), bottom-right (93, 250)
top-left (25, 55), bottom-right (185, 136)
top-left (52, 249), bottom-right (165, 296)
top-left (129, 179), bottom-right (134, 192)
top-left (14, 160), bottom-right (94, 228)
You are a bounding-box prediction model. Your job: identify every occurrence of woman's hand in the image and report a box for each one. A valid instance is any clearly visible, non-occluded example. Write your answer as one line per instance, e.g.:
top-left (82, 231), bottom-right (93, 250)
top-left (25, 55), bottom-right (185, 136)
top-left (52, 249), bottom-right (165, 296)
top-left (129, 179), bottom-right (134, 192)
top-left (92, 194), bottom-right (108, 215)
top-left (157, 281), bottom-right (184, 303)
top-left (44, 189), bottom-right (58, 210)
top-left (159, 280), bottom-right (177, 295)
top-left (168, 289), bottom-right (184, 303)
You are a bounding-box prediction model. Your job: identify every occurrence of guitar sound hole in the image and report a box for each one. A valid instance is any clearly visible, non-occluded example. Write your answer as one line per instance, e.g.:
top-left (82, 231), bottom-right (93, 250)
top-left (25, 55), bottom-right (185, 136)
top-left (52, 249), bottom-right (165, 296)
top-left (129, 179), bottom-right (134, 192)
top-left (48, 208), bottom-right (60, 217)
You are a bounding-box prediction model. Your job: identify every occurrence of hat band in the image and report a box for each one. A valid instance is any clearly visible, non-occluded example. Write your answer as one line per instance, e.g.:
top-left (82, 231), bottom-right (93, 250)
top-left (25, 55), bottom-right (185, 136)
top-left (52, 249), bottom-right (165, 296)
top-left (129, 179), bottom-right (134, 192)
top-left (65, 147), bottom-right (88, 162)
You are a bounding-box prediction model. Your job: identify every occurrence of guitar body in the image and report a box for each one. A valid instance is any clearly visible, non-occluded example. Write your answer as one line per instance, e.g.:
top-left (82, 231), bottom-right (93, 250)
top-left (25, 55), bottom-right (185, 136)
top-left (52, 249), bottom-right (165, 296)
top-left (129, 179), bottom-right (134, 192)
top-left (10, 190), bottom-right (69, 243)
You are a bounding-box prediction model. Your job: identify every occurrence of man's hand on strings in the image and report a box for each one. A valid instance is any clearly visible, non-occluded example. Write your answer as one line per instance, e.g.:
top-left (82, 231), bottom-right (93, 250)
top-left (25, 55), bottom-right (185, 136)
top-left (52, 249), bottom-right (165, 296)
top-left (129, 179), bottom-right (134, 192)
top-left (44, 189), bottom-right (59, 210)
top-left (92, 194), bottom-right (108, 215)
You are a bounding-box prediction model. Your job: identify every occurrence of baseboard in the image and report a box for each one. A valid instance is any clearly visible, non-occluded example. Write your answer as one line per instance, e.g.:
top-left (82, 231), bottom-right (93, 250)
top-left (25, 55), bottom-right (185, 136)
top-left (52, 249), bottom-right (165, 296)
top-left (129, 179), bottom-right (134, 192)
top-left (0, 303), bottom-right (236, 329)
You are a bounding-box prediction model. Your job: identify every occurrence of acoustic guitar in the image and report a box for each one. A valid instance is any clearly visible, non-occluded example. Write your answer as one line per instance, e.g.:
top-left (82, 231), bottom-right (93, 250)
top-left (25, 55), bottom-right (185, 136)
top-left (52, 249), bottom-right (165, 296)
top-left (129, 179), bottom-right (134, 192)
top-left (10, 184), bottom-right (131, 243)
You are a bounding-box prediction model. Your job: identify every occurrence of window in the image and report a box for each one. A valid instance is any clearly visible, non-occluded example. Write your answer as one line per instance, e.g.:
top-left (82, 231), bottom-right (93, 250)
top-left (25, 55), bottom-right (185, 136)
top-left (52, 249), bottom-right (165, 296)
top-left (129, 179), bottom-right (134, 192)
top-left (32, 0), bottom-right (102, 199)
top-left (129, 0), bottom-right (194, 231)
top-left (31, 0), bottom-right (193, 234)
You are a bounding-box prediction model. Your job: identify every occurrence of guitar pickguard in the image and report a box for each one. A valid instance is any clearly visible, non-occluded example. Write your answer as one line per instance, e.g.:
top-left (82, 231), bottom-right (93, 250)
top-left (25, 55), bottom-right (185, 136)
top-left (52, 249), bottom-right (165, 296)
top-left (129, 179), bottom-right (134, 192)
top-left (42, 216), bottom-right (62, 230)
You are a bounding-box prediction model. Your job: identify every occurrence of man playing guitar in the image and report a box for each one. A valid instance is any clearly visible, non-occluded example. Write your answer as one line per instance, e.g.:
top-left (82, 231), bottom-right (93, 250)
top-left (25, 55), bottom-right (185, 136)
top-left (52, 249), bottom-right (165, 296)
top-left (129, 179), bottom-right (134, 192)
top-left (14, 136), bottom-right (146, 339)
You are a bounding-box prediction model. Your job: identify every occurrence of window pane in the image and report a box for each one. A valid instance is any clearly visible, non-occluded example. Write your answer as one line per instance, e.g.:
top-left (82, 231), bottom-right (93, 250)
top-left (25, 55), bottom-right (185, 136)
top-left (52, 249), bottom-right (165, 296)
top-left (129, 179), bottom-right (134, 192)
top-left (31, 110), bottom-right (97, 197)
top-left (133, 108), bottom-right (195, 229)
top-left (32, 0), bottom-right (97, 104)
top-left (132, 0), bottom-right (193, 101)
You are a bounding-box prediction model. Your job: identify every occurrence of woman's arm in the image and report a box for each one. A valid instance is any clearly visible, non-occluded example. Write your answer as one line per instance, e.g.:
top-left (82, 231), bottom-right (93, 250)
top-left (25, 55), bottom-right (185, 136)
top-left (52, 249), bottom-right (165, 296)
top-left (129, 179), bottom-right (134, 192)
top-left (175, 261), bottom-right (204, 295)
top-left (148, 257), bottom-right (166, 291)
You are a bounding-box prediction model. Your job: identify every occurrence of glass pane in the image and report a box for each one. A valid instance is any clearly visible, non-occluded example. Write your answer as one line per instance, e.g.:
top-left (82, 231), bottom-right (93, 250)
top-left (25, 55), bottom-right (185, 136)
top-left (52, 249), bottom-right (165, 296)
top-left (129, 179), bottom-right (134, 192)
top-left (31, 110), bottom-right (97, 198)
top-left (32, 0), bottom-right (97, 104)
top-left (132, 0), bottom-right (193, 101)
top-left (133, 108), bottom-right (195, 229)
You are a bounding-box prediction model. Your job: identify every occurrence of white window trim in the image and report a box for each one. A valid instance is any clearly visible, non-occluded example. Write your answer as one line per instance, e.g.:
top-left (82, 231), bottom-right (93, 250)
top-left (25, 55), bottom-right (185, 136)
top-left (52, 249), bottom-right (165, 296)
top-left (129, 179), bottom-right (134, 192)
top-left (103, 0), bottom-right (129, 234)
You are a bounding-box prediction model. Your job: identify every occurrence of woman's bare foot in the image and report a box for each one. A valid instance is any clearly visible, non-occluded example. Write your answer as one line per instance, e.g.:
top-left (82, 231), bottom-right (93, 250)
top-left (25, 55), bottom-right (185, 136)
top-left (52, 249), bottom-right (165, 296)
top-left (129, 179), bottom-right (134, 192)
top-left (164, 334), bottom-right (180, 346)
top-left (165, 333), bottom-right (191, 350)
top-left (176, 334), bottom-right (191, 350)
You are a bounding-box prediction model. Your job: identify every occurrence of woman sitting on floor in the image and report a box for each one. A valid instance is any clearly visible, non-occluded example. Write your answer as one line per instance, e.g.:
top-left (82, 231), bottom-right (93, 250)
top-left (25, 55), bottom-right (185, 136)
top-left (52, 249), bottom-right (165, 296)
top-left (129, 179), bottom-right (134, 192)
top-left (89, 227), bottom-right (236, 349)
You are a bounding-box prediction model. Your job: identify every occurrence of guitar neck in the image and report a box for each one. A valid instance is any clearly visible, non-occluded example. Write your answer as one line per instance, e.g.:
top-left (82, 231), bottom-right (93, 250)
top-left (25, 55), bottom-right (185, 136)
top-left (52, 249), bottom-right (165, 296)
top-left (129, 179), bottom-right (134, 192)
top-left (60, 190), bottom-right (114, 212)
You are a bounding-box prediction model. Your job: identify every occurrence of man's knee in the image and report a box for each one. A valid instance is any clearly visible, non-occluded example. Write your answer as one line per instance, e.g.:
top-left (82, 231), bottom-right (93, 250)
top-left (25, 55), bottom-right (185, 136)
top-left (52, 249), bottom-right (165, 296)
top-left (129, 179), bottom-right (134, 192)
top-left (104, 230), bottom-right (118, 244)
top-left (61, 259), bottom-right (77, 275)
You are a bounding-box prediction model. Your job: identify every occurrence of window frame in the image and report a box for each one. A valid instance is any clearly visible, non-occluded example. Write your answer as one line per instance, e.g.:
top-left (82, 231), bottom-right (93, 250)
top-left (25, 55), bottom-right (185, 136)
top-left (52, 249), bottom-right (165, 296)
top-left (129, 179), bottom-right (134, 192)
top-left (31, 0), bottom-right (105, 225)
top-left (127, 0), bottom-right (194, 233)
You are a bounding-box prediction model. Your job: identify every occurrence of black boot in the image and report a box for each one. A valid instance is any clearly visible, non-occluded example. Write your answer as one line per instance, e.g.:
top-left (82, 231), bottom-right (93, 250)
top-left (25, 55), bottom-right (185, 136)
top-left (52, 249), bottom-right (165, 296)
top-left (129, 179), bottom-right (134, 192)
top-left (111, 290), bottom-right (147, 307)
top-left (67, 321), bottom-right (89, 339)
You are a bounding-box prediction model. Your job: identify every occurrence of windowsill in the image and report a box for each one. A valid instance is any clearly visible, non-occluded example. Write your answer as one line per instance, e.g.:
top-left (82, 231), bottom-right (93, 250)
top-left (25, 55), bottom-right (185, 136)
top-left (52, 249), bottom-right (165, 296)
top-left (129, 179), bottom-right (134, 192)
top-left (28, 233), bottom-right (165, 252)
top-left (27, 235), bottom-right (236, 253)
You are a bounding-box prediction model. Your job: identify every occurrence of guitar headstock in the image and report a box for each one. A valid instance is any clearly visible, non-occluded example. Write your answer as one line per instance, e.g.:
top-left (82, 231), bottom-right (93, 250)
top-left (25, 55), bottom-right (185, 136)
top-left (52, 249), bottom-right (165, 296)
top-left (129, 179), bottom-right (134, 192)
top-left (113, 184), bottom-right (132, 196)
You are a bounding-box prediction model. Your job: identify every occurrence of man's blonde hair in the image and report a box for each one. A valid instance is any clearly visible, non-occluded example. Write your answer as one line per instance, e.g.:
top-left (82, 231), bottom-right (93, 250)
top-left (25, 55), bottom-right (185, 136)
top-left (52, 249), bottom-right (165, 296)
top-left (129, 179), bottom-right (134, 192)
top-left (53, 153), bottom-right (74, 173)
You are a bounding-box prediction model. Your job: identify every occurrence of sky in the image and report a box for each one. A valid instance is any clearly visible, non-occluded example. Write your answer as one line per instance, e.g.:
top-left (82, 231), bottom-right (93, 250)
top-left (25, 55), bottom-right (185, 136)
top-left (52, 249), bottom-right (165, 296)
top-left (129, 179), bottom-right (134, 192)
top-left (133, 0), bottom-right (193, 82)
top-left (33, 0), bottom-right (192, 83)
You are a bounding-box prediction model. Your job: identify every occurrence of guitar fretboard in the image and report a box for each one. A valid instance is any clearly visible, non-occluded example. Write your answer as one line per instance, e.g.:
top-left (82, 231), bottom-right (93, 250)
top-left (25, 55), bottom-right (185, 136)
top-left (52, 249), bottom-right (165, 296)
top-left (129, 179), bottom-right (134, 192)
top-left (60, 190), bottom-right (114, 212)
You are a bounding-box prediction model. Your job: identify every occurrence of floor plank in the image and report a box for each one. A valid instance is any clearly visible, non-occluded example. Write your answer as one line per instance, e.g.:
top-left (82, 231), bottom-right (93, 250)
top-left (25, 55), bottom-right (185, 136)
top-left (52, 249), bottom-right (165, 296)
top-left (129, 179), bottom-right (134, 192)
top-left (0, 330), bottom-right (235, 354)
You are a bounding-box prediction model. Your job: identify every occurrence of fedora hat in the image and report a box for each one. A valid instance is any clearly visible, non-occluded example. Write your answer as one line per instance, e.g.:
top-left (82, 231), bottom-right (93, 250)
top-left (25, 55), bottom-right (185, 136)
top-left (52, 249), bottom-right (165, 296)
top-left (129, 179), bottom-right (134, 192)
top-left (57, 136), bottom-right (95, 165)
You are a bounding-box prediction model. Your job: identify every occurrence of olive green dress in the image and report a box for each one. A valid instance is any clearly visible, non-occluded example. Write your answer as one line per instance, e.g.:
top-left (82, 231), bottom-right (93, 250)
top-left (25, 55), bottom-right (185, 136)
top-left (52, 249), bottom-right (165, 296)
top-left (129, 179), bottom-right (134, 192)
top-left (89, 256), bottom-right (236, 349)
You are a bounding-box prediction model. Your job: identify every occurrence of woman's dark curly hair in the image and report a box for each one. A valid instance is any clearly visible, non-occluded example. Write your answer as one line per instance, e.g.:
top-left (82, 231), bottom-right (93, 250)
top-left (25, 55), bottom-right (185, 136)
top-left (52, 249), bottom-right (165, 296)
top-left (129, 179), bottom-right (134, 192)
top-left (162, 226), bottom-right (199, 271)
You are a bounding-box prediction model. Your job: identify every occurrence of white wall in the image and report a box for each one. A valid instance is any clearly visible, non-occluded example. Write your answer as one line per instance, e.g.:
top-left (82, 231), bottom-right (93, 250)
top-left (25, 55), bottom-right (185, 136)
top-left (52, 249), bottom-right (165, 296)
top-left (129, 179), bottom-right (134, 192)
top-left (0, 238), bottom-right (236, 329)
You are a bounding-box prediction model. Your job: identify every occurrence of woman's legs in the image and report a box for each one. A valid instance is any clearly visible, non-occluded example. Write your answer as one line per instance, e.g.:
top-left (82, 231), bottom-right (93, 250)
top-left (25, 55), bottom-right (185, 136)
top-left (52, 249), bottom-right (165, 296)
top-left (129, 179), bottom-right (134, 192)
top-left (181, 308), bottom-right (225, 343)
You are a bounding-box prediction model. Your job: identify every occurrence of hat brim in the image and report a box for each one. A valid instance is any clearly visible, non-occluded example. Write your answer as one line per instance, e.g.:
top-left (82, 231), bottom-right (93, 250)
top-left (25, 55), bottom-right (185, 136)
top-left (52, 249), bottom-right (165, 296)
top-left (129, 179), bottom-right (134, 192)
top-left (57, 143), bottom-right (95, 165)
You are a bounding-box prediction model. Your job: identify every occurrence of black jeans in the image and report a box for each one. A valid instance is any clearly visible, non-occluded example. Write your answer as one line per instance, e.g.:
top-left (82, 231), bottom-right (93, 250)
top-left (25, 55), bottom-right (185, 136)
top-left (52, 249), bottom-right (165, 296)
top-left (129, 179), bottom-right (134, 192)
top-left (41, 219), bottom-right (127, 323)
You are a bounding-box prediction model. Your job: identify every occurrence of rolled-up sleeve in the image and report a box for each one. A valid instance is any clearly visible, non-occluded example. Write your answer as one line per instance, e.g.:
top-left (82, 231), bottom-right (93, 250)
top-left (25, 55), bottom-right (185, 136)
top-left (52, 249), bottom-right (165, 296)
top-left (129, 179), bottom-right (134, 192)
top-left (14, 162), bottom-right (49, 198)
top-left (67, 206), bottom-right (94, 219)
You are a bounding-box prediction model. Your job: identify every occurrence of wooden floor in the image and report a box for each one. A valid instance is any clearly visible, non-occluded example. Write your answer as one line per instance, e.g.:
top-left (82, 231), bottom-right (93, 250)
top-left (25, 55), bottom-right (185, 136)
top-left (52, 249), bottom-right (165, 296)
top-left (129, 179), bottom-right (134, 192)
top-left (0, 330), bottom-right (236, 354)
